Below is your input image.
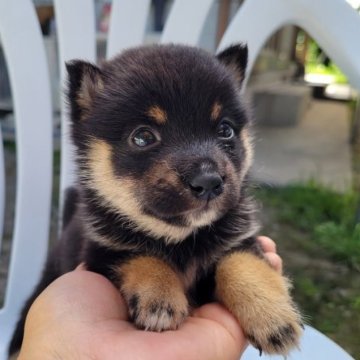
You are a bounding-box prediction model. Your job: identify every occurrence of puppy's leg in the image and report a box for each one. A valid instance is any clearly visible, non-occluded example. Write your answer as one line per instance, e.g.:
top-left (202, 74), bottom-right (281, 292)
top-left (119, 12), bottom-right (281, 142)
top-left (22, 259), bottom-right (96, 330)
top-left (215, 251), bottom-right (302, 355)
top-left (117, 256), bottom-right (188, 331)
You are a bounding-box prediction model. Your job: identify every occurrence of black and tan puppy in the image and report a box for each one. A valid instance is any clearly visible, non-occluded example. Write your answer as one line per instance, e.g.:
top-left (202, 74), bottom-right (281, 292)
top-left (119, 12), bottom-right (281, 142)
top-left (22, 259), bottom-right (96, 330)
top-left (10, 44), bottom-right (302, 356)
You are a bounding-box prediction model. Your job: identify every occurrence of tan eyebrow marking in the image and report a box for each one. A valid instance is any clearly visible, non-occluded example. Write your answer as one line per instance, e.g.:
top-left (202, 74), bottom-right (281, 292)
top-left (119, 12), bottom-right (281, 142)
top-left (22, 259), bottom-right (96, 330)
top-left (211, 101), bottom-right (222, 121)
top-left (147, 105), bottom-right (167, 125)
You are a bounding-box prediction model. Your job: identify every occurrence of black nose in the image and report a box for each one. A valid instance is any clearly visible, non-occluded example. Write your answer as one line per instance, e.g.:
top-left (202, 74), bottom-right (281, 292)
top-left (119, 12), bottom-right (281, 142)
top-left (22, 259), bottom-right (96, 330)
top-left (188, 172), bottom-right (224, 200)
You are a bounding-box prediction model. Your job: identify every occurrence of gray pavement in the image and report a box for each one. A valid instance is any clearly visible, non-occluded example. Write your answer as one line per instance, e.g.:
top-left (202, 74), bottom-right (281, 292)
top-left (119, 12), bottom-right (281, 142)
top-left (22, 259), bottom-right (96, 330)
top-left (251, 100), bottom-right (352, 191)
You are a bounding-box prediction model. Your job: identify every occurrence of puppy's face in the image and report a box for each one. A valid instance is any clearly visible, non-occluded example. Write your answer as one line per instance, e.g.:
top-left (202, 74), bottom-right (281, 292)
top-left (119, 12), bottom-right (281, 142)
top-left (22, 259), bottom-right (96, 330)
top-left (67, 44), bottom-right (253, 243)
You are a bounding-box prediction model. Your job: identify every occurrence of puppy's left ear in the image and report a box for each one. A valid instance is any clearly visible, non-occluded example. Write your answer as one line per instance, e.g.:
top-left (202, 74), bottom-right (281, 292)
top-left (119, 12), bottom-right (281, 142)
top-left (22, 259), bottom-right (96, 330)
top-left (217, 43), bottom-right (248, 85)
top-left (66, 60), bottom-right (104, 121)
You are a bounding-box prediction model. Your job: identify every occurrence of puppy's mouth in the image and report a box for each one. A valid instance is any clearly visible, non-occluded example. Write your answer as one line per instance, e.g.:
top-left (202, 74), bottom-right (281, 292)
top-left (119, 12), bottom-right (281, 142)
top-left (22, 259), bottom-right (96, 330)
top-left (142, 189), bottom-right (224, 228)
top-left (143, 200), bottom-right (213, 218)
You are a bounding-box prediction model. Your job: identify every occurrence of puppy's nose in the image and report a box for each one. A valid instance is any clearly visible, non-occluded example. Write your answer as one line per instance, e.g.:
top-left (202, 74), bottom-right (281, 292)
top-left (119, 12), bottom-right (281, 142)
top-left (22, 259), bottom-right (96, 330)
top-left (189, 172), bottom-right (224, 200)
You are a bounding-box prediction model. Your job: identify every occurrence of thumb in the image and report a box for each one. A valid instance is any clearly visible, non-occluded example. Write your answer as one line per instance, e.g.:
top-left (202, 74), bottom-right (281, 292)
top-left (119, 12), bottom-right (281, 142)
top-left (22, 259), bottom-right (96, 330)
top-left (178, 303), bottom-right (248, 360)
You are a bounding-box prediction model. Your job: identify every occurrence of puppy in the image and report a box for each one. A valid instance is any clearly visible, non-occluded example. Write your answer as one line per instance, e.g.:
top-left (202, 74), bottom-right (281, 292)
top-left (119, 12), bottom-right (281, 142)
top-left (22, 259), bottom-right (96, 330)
top-left (10, 43), bottom-right (302, 356)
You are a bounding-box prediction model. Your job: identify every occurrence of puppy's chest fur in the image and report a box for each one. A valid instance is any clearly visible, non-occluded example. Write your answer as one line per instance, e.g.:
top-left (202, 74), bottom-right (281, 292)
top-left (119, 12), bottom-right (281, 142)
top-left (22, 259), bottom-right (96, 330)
top-left (81, 188), bottom-right (260, 305)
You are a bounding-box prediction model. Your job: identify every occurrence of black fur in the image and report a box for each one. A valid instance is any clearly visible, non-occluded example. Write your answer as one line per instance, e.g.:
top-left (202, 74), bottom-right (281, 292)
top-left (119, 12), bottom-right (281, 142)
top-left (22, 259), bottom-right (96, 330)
top-left (217, 44), bottom-right (249, 83)
top-left (10, 43), bottom-right (263, 355)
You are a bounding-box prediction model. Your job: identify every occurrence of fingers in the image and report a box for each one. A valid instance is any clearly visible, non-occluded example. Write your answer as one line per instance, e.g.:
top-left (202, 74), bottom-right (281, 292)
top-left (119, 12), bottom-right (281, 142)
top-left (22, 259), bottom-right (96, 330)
top-left (257, 235), bottom-right (276, 253)
top-left (264, 252), bottom-right (283, 273)
top-left (192, 303), bottom-right (246, 350)
top-left (175, 303), bottom-right (247, 360)
top-left (258, 235), bottom-right (283, 273)
top-left (105, 303), bottom-right (247, 360)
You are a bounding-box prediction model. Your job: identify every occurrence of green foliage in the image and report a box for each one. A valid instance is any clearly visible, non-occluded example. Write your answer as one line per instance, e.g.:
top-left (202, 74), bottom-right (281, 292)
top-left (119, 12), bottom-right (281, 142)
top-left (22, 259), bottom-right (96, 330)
top-left (305, 39), bottom-right (348, 84)
top-left (256, 182), bottom-right (360, 357)
top-left (315, 222), bottom-right (360, 267)
top-left (306, 63), bottom-right (348, 85)
top-left (256, 182), bottom-right (360, 268)
top-left (353, 296), bottom-right (360, 311)
top-left (295, 277), bottom-right (319, 298)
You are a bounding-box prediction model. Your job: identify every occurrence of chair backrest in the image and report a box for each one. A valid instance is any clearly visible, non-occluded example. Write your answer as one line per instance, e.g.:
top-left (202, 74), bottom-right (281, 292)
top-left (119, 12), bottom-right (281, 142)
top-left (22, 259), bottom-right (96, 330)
top-left (0, 0), bottom-right (53, 356)
top-left (0, 0), bottom-right (358, 359)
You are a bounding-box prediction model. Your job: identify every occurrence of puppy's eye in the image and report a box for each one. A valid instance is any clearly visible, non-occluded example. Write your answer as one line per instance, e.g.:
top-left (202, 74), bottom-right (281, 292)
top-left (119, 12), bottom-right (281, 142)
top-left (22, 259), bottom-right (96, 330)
top-left (217, 122), bottom-right (234, 139)
top-left (132, 128), bottom-right (158, 147)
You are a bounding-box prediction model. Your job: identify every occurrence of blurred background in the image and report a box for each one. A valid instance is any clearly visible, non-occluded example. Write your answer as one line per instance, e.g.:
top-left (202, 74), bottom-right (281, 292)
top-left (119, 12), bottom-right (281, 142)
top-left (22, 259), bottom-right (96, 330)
top-left (0, 0), bottom-right (359, 358)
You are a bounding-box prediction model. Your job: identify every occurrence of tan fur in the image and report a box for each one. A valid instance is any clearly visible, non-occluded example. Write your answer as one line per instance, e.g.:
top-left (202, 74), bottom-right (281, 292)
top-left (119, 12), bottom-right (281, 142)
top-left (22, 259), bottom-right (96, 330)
top-left (117, 256), bottom-right (188, 331)
top-left (227, 63), bottom-right (245, 86)
top-left (9, 351), bottom-right (19, 360)
top-left (240, 127), bottom-right (253, 180)
top-left (145, 161), bottom-right (220, 227)
top-left (77, 73), bottom-right (104, 116)
top-left (83, 222), bottom-right (128, 251)
top-left (181, 260), bottom-right (198, 290)
top-left (216, 252), bottom-right (302, 355)
top-left (187, 208), bottom-right (219, 228)
top-left (147, 105), bottom-right (167, 124)
top-left (146, 160), bottom-right (181, 188)
top-left (210, 101), bottom-right (222, 121)
top-left (86, 140), bottom-right (194, 243)
top-left (86, 137), bottom-right (250, 244)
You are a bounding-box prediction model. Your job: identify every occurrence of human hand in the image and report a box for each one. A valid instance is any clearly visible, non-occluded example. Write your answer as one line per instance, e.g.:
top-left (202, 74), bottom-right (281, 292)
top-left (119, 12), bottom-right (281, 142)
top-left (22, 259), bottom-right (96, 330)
top-left (257, 235), bottom-right (282, 273)
top-left (18, 236), bottom-right (281, 360)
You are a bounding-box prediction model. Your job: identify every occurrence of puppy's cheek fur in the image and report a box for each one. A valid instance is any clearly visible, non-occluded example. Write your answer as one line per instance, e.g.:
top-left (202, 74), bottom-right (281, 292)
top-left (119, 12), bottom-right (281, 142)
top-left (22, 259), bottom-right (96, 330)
top-left (86, 139), bottom-right (194, 242)
top-left (240, 127), bottom-right (253, 180)
top-left (221, 158), bottom-right (242, 204)
top-left (215, 252), bottom-right (303, 355)
top-left (116, 256), bottom-right (189, 331)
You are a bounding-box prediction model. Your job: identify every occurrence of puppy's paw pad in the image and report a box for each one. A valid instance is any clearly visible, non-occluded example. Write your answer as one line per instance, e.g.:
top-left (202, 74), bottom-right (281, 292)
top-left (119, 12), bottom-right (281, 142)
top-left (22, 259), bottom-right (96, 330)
top-left (127, 293), bottom-right (188, 332)
top-left (247, 320), bottom-right (303, 355)
top-left (267, 323), bottom-right (302, 353)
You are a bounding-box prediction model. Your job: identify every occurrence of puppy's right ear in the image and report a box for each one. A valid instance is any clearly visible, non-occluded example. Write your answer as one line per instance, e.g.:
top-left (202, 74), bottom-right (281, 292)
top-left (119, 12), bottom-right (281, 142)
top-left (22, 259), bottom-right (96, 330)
top-left (66, 60), bottom-right (104, 121)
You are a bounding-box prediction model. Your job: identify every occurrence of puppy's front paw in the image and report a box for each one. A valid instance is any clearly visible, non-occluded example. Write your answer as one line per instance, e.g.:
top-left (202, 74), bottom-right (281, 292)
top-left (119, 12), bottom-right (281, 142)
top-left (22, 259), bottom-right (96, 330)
top-left (127, 291), bottom-right (188, 331)
top-left (216, 252), bottom-right (303, 355)
top-left (244, 297), bottom-right (303, 355)
top-left (118, 256), bottom-right (188, 331)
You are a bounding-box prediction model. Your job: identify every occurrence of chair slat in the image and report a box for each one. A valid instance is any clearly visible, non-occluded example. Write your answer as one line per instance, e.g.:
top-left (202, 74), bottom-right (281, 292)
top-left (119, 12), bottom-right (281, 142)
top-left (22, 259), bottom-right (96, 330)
top-left (218, 0), bottom-right (360, 90)
top-left (161, 0), bottom-right (213, 45)
top-left (0, 127), bottom-right (4, 248)
top-left (106, 0), bottom-right (151, 59)
top-left (0, 0), bottom-right (53, 357)
top-left (54, 0), bottom-right (96, 216)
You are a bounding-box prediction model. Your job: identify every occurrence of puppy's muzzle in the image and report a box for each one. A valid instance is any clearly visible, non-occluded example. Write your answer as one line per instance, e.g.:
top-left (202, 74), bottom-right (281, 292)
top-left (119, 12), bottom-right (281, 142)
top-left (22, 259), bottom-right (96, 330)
top-left (188, 171), bottom-right (224, 200)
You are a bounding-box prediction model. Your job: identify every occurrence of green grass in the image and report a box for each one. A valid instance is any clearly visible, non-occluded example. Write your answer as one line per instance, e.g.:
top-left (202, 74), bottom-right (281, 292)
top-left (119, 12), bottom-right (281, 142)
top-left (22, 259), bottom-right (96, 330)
top-left (255, 182), bottom-right (360, 357)
top-left (256, 182), bottom-right (360, 268)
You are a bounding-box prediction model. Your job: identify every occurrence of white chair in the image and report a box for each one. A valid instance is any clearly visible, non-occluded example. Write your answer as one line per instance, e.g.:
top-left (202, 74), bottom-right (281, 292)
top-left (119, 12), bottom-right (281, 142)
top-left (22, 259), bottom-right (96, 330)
top-left (0, 1), bottom-right (358, 359)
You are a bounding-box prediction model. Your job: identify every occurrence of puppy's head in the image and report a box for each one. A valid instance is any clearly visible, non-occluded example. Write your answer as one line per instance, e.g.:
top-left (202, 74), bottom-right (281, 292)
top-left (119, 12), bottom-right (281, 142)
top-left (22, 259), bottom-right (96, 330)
top-left (67, 44), bottom-right (253, 243)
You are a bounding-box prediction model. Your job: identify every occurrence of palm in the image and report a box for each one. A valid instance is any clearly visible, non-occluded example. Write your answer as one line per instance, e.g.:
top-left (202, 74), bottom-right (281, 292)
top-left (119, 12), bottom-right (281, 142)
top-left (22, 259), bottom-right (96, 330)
top-left (20, 269), bottom-right (245, 360)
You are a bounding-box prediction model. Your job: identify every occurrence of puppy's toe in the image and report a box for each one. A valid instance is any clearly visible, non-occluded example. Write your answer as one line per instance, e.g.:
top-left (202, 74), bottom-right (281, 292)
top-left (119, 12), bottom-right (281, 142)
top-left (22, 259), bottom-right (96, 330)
top-left (216, 252), bottom-right (303, 356)
top-left (118, 256), bottom-right (189, 331)
top-left (247, 318), bottom-right (303, 355)
top-left (128, 292), bottom-right (188, 331)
